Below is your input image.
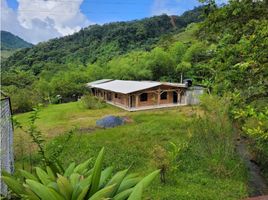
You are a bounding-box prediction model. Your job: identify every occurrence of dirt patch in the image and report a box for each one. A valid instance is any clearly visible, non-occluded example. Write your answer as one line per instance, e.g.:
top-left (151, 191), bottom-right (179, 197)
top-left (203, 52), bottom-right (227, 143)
top-left (122, 116), bottom-right (134, 123)
top-left (244, 195), bottom-right (268, 200)
top-left (77, 127), bottom-right (96, 133)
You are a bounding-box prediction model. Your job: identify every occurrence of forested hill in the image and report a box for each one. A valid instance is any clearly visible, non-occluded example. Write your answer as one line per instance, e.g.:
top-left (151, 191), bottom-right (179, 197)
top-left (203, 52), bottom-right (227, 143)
top-left (1, 31), bottom-right (33, 50)
top-left (1, 31), bottom-right (33, 62)
top-left (2, 6), bottom-right (203, 72)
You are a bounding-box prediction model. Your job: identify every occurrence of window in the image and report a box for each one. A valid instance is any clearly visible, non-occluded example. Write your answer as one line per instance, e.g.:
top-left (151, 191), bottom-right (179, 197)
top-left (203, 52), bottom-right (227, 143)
top-left (140, 93), bottom-right (148, 102)
top-left (115, 93), bottom-right (121, 99)
top-left (160, 92), bottom-right (167, 100)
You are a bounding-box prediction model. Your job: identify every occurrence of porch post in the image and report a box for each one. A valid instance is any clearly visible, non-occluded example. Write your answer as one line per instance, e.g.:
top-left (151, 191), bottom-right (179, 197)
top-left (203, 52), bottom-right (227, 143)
top-left (177, 89), bottom-right (180, 104)
top-left (135, 94), bottom-right (139, 107)
top-left (157, 89), bottom-right (161, 105)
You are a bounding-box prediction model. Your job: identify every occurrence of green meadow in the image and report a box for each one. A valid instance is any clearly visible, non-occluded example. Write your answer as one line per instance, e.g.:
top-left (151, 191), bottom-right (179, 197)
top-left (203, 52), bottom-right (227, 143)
top-left (13, 100), bottom-right (248, 199)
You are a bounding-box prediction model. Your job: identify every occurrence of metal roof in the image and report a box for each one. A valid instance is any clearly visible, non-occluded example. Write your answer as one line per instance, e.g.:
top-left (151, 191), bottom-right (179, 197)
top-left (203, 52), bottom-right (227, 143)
top-left (86, 79), bottom-right (113, 87)
top-left (91, 80), bottom-right (161, 94)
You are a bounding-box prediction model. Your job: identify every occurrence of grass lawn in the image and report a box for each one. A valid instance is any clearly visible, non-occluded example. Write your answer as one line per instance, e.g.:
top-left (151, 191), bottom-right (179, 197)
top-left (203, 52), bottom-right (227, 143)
top-left (13, 101), bottom-right (248, 199)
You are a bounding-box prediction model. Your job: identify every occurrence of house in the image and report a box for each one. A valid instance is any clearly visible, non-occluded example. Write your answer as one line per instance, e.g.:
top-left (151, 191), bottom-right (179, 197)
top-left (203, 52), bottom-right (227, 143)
top-left (86, 79), bottom-right (188, 111)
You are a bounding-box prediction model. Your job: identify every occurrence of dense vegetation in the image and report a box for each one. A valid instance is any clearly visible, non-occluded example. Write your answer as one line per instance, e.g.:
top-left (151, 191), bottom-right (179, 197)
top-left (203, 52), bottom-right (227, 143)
top-left (1, 7), bottom-right (203, 72)
top-left (1, 0), bottom-right (268, 195)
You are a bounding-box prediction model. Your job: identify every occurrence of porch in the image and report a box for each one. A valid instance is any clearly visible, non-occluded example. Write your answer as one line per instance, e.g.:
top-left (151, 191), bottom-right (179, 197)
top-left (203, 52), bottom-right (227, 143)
top-left (106, 100), bottom-right (187, 112)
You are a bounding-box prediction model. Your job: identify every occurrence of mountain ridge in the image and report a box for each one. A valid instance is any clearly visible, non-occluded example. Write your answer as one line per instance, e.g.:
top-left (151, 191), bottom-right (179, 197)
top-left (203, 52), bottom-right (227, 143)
top-left (1, 30), bottom-right (33, 50)
top-left (2, 6), bottom-right (204, 72)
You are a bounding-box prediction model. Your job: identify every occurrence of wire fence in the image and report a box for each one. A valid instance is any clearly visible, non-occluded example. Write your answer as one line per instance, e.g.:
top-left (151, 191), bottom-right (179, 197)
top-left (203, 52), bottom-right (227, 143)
top-left (0, 97), bottom-right (14, 197)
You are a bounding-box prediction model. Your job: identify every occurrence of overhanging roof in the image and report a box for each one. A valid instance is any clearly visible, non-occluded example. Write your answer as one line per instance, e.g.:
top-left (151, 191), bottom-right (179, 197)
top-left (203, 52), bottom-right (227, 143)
top-left (91, 80), bottom-right (161, 94)
top-left (88, 80), bottom-right (187, 94)
top-left (86, 79), bottom-right (113, 88)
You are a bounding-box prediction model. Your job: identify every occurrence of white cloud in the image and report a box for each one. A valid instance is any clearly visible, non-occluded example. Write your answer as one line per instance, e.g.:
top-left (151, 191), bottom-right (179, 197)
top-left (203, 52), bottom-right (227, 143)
top-left (1, 0), bottom-right (92, 44)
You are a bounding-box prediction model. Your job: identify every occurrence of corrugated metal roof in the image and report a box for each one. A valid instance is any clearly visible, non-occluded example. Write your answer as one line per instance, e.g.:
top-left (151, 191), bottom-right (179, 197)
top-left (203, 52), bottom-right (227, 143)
top-left (86, 79), bottom-right (113, 87)
top-left (91, 80), bottom-right (161, 94)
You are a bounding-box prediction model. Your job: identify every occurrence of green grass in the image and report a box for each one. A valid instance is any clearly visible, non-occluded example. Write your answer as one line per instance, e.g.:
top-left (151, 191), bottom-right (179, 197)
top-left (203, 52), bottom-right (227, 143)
top-left (14, 101), bottom-right (248, 199)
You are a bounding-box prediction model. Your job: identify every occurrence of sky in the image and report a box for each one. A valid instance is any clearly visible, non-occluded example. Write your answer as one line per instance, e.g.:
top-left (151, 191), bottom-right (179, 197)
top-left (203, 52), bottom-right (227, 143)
top-left (1, 0), bottom-right (226, 44)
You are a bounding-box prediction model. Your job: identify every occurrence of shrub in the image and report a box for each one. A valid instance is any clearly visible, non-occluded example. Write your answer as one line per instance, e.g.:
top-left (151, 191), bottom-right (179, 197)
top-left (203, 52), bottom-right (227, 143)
top-left (81, 94), bottom-right (106, 109)
top-left (2, 85), bottom-right (41, 113)
top-left (2, 148), bottom-right (160, 200)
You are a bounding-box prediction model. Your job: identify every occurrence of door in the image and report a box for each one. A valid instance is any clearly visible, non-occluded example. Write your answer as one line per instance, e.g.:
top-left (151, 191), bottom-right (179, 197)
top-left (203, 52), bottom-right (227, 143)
top-left (107, 92), bottom-right (112, 101)
top-left (173, 91), bottom-right (178, 104)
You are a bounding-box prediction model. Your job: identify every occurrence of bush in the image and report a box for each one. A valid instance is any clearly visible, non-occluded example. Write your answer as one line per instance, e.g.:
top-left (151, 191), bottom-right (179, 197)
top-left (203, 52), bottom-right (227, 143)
top-left (2, 148), bottom-right (160, 200)
top-left (81, 94), bottom-right (106, 109)
top-left (2, 85), bottom-right (41, 113)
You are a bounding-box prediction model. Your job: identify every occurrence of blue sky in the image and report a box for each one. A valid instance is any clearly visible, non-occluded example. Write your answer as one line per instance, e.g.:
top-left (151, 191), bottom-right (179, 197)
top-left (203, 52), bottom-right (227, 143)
top-left (2, 0), bottom-right (225, 43)
top-left (6, 0), bottom-right (203, 24)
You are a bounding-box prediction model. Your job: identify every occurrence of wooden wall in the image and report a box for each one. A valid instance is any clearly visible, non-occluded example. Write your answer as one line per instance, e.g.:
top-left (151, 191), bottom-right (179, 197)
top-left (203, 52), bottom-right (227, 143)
top-left (94, 85), bottom-right (187, 109)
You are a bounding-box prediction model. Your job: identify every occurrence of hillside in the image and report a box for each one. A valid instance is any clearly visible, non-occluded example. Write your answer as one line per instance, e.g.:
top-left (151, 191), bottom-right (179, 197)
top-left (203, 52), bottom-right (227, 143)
top-left (1, 30), bottom-right (33, 61)
top-left (2, 6), bottom-right (204, 72)
top-left (1, 31), bottom-right (33, 50)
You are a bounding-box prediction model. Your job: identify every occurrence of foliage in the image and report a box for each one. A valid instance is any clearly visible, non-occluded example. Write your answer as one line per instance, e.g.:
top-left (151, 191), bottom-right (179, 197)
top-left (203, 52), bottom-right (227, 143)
top-left (81, 94), bottom-right (106, 109)
top-left (232, 105), bottom-right (268, 177)
top-left (197, 0), bottom-right (268, 176)
top-left (2, 85), bottom-right (40, 113)
top-left (150, 145), bottom-right (169, 183)
top-left (2, 148), bottom-right (160, 200)
top-left (106, 51), bottom-right (152, 80)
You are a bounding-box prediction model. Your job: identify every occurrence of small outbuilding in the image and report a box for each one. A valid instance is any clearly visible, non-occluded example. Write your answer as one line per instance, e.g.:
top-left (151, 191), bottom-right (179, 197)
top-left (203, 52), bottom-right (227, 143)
top-left (87, 79), bottom-right (188, 111)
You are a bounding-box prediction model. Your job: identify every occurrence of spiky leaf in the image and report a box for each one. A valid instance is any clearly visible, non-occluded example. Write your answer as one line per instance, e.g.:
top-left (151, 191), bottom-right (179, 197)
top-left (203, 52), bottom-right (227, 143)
top-left (35, 167), bottom-right (52, 185)
top-left (127, 183), bottom-right (142, 200)
top-left (64, 162), bottom-right (76, 177)
top-left (88, 147), bottom-right (104, 196)
top-left (106, 169), bottom-right (129, 196)
top-left (74, 159), bottom-right (92, 174)
top-left (99, 166), bottom-right (113, 188)
top-left (46, 166), bottom-right (56, 180)
top-left (57, 175), bottom-right (73, 199)
top-left (89, 184), bottom-right (115, 200)
top-left (113, 188), bottom-right (133, 200)
top-left (117, 177), bottom-right (142, 194)
top-left (26, 179), bottom-right (64, 200)
top-left (19, 169), bottom-right (38, 182)
top-left (137, 170), bottom-right (160, 188)
top-left (2, 176), bottom-right (24, 196)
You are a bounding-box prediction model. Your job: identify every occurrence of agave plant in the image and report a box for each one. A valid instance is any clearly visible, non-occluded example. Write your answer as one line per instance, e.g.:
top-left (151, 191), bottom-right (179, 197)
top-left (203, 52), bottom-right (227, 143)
top-left (2, 148), bottom-right (160, 200)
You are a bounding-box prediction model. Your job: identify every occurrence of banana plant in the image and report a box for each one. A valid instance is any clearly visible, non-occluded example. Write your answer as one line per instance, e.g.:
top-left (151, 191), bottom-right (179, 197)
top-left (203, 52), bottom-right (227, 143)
top-left (2, 148), bottom-right (160, 200)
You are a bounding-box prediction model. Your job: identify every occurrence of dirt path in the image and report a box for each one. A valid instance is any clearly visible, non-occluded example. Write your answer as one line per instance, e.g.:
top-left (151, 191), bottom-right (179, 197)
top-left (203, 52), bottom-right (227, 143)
top-left (236, 136), bottom-right (268, 196)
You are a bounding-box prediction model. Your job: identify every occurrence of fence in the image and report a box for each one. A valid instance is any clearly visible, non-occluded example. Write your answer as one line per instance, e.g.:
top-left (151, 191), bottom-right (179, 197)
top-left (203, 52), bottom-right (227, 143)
top-left (0, 96), bottom-right (14, 197)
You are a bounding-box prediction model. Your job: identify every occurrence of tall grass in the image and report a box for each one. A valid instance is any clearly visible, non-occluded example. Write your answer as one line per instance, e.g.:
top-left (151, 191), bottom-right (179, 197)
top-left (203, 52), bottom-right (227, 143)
top-left (185, 95), bottom-right (246, 179)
